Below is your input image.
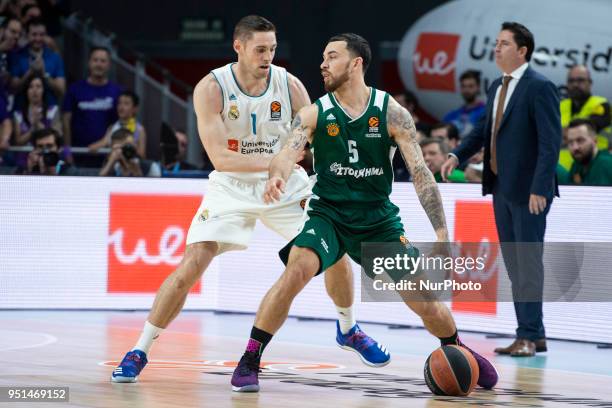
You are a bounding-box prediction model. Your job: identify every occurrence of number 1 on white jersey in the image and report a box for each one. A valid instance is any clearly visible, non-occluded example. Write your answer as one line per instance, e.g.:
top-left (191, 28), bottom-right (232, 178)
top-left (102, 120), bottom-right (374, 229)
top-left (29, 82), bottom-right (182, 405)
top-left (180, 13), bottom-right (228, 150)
top-left (251, 113), bottom-right (257, 135)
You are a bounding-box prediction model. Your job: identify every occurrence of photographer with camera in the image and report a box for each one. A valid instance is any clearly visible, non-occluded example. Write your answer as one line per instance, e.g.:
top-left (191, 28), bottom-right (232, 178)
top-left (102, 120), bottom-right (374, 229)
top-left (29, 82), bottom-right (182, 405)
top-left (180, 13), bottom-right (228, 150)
top-left (99, 128), bottom-right (160, 177)
top-left (88, 90), bottom-right (147, 158)
top-left (20, 128), bottom-right (76, 175)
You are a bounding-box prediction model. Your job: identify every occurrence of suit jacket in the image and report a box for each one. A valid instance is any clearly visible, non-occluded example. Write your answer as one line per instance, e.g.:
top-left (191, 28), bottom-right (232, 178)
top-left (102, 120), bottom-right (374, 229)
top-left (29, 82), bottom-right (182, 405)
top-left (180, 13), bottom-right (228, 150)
top-left (452, 66), bottom-right (561, 203)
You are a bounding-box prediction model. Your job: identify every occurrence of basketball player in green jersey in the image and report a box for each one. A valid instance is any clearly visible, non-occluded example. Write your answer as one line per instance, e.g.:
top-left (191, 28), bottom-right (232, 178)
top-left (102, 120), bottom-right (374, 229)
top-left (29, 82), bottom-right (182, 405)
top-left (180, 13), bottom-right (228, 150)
top-left (231, 33), bottom-right (498, 393)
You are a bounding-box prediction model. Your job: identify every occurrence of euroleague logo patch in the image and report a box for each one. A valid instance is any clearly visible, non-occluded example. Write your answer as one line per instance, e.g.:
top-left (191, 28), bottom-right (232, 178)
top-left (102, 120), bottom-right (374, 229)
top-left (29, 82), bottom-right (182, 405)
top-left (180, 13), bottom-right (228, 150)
top-left (368, 116), bottom-right (379, 133)
top-left (270, 100), bottom-right (282, 120)
top-left (327, 122), bottom-right (340, 136)
top-left (300, 198), bottom-right (307, 209)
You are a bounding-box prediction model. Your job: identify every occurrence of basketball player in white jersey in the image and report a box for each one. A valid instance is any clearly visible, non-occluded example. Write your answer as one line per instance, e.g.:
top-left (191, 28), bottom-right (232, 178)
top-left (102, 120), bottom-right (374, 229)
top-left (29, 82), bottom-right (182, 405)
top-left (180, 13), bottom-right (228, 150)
top-left (111, 15), bottom-right (390, 383)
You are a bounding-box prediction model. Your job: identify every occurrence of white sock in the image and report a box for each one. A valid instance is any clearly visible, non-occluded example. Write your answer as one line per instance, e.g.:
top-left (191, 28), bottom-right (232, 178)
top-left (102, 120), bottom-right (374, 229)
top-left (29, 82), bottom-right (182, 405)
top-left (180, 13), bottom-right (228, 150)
top-left (336, 306), bottom-right (356, 334)
top-left (133, 321), bottom-right (164, 355)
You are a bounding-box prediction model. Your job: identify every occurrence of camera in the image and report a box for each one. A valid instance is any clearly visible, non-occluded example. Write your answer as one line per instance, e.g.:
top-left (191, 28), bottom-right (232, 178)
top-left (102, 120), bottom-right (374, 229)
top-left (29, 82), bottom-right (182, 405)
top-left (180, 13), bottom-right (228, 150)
top-left (42, 149), bottom-right (60, 167)
top-left (121, 143), bottom-right (137, 160)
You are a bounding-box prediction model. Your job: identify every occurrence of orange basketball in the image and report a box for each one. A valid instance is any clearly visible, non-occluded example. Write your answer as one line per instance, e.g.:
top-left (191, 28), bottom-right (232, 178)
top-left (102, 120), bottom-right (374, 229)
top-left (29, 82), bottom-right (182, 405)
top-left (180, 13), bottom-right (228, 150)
top-left (424, 345), bottom-right (479, 396)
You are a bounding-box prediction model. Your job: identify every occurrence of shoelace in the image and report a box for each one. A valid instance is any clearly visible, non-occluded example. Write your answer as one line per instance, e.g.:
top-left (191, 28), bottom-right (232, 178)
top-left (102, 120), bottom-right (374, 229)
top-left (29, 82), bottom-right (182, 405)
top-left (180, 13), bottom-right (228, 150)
top-left (238, 352), bottom-right (261, 375)
top-left (125, 353), bottom-right (142, 364)
top-left (348, 331), bottom-right (375, 351)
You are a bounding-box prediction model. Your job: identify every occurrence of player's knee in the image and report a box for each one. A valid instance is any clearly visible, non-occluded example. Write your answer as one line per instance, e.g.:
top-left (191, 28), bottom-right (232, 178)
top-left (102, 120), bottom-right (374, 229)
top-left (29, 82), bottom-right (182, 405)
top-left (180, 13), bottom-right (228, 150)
top-left (179, 241), bottom-right (217, 283)
top-left (284, 263), bottom-right (313, 289)
top-left (284, 250), bottom-right (319, 289)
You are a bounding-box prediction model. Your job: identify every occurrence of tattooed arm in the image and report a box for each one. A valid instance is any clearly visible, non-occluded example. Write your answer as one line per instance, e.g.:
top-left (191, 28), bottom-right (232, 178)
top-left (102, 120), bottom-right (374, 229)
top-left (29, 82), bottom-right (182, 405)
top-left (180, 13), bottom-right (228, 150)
top-left (387, 97), bottom-right (449, 241)
top-left (264, 103), bottom-right (318, 203)
top-left (287, 72), bottom-right (314, 168)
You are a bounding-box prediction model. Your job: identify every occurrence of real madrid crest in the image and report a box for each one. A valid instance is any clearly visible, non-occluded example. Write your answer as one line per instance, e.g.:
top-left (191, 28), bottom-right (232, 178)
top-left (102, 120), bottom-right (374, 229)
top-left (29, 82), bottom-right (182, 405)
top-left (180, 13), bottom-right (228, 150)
top-left (327, 122), bottom-right (340, 137)
top-left (228, 105), bottom-right (240, 120)
top-left (198, 209), bottom-right (209, 222)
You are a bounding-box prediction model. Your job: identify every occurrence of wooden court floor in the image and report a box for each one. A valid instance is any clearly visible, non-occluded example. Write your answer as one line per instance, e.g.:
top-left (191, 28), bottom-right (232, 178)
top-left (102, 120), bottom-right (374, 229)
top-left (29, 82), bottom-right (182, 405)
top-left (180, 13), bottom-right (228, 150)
top-left (1, 311), bottom-right (611, 408)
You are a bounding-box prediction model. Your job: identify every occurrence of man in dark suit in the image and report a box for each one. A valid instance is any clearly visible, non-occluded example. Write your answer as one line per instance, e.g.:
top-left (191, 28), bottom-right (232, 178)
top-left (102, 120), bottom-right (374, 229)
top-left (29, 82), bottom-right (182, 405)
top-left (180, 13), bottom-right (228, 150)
top-left (441, 22), bottom-right (561, 357)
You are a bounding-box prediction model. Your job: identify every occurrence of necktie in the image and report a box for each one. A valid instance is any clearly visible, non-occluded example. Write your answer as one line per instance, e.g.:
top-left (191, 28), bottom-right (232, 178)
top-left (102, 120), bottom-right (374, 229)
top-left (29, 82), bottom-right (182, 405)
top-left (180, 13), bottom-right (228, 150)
top-left (490, 75), bottom-right (512, 175)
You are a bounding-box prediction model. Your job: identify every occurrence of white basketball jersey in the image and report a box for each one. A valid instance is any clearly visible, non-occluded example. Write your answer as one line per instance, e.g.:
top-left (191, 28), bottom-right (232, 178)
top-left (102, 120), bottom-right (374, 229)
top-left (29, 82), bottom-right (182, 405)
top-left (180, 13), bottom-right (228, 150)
top-left (211, 63), bottom-right (292, 179)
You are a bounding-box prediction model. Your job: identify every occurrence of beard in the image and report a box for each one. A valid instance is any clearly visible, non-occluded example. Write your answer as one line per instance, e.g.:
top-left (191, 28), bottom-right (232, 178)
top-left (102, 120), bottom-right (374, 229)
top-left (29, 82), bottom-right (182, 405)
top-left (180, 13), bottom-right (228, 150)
top-left (462, 93), bottom-right (477, 104)
top-left (568, 88), bottom-right (589, 101)
top-left (323, 64), bottom-right (350, 92)
top-left (574, 147), bottom-right (595, 164)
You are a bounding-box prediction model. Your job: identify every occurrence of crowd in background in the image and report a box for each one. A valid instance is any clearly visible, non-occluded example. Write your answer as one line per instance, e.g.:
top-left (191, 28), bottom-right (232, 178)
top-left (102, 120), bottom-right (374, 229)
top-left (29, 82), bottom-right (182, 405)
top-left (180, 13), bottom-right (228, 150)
top-left (395, 65), bottom-right (612, 186)
top-left (0, 0), bottom-right (201, 177)
top-left (0, 1), bottom-right (610, 186)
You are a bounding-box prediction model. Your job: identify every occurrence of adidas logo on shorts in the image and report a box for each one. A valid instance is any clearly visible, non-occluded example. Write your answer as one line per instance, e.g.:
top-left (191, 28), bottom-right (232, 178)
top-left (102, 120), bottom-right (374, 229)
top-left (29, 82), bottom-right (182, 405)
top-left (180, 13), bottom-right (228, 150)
top-left (306, 229), bottom-right (315, 235)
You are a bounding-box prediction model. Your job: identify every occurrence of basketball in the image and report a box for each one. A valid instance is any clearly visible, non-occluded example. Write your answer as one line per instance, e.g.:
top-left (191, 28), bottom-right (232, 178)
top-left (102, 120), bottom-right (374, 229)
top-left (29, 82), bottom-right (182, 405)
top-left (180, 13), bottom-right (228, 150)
top-left (424, 345), bottom-right (479, 396)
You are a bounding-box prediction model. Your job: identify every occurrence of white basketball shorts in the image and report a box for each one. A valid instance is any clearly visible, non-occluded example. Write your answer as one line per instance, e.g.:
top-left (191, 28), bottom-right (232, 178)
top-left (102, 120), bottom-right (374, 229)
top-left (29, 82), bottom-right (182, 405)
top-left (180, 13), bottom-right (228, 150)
top-left (186, 168), bottom-right (311, 254)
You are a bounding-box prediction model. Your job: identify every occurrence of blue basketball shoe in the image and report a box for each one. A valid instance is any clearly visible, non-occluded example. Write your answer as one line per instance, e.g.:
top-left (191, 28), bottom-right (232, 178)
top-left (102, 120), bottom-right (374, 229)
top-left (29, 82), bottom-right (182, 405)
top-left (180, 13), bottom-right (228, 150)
top-left (336, 321), bottom-right (391, 367)
top-left (111, 349), bottom-right (148, 383)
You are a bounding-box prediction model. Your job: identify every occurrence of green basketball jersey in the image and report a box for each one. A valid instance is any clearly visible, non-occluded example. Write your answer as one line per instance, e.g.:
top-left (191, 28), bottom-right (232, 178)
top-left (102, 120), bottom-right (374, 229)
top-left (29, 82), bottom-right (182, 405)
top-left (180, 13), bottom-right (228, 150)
top-left (312, 87), bottom-right (395, 204)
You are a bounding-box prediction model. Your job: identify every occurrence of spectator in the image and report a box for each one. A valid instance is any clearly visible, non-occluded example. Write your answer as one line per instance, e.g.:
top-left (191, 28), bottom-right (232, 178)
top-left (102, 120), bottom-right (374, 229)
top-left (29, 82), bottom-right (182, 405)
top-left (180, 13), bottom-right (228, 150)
top-left (0, 88), bottom-right (11, 158)
top-left (18, 127), bottom-right (77, 175)
top-left (162, 129), bottom-right (198, 173)
top-left (0, 16), bottom-right (16, 157)
top-left (20, 3), bottom-right (41, 24)
top-left (6, 0), bottom-right (36, 18)
top-left (443, 70), bottom-right (486, 138)
top-left (420, 138), bottom-right (466, 183)
top-left (13, 73), bottom-right (60, 146)
top-left (99, 128), bottom-right (160, 177)
top-left (567, 119), bottom-right (612, 185)
top-left (88, 90), bottom-right (146, 158)
top-left (430, 122), bottom-right (460, 150)
top-left (0, 17), bottom-right (22, 93)
top-left (0, 17), bottom-right (22, 54)
top-left (392, 89), bottom-right (429, 181)
top-left (17, 3), bottom-right (59, 52)
top-left (9, 17), bottom-right (65, 103)
top-left (559, 65), bottom-right (611, 171)
top-left (62, 46), bottom-right (121, 150)
top-left (394, 89), bottom-right (420, 124)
